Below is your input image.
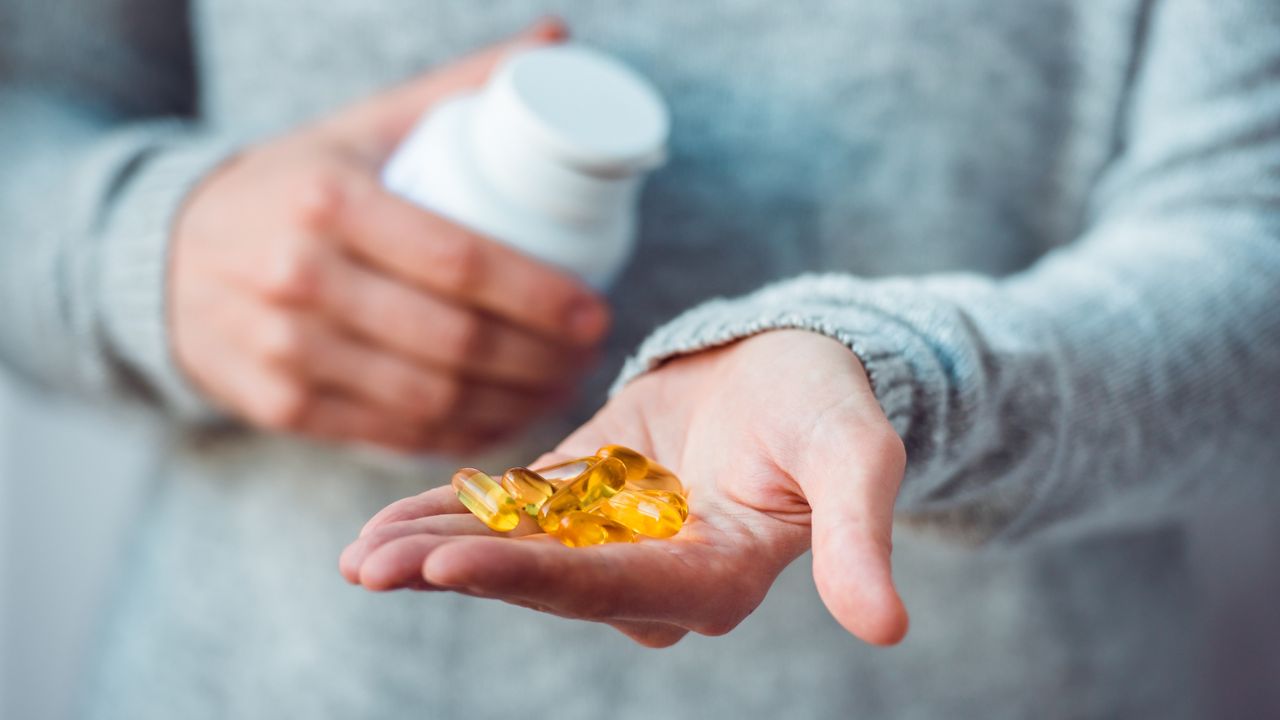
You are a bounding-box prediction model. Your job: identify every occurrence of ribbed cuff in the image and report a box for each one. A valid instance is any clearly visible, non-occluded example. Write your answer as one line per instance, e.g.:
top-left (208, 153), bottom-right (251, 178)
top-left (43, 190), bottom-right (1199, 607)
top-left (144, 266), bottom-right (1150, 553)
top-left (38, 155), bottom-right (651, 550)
top-left (95, 125), bottom-right (242, 420)
top-left (610, 274), bottom-right (918, 439)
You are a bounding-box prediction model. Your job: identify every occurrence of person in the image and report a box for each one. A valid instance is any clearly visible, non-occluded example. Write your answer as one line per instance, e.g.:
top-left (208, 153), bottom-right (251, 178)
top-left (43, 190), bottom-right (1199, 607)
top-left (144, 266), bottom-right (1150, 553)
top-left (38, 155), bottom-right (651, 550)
top-left (1, 1), bottom-right (1276, 718)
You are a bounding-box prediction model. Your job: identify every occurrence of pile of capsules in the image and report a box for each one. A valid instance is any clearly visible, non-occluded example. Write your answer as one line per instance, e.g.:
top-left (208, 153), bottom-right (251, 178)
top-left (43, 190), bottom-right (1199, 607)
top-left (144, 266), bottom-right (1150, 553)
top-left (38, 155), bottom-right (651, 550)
top-left (451, 445), bottom-right (688, 547)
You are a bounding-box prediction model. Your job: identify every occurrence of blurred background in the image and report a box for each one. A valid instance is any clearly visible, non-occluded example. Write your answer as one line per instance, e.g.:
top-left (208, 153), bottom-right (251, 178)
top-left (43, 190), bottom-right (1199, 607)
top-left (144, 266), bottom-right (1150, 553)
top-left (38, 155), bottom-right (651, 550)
top-left (0, 373), bottom-right (154, 720)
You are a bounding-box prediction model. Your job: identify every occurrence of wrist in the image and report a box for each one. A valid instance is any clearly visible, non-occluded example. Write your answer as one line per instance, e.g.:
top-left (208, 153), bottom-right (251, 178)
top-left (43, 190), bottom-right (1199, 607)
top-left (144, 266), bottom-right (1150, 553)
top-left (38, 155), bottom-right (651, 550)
top-left (96, 129), bottom-right (241, 419)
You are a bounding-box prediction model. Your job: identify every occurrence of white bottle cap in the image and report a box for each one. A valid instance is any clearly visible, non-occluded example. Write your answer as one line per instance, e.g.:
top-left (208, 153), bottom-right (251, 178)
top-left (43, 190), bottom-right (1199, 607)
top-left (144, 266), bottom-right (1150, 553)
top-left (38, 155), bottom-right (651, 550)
top-left (479, 44), bottom-right (670, 178)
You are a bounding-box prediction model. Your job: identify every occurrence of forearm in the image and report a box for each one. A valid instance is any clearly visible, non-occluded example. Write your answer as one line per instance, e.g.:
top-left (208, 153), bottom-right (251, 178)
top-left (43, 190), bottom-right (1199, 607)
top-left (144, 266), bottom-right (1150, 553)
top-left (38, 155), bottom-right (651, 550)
top-left (0, 88), bottom-right (237, 417)
top-left (616, 0), bottom-right (1280, 542)
top-left (615, 217), bottom-right (1278, 541)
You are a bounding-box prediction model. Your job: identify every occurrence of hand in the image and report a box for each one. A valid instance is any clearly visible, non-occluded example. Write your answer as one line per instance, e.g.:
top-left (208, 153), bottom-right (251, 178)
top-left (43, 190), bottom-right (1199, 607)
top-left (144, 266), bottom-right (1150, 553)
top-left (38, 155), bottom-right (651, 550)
top-left (340, 330), bottom-right (909, 648)
top-left (170, 19), bottom-right (610, 453)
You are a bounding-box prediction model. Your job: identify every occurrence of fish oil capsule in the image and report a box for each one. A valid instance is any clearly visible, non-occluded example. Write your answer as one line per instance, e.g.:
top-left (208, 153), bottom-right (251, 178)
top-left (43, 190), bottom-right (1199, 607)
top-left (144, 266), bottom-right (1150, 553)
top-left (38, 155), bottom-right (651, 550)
top-left (536, 485), bottom-right (582, 533)
top-left (500, 467), bottom-right (555, 514)
top-left (595, 444), bottom-right (649, 482)
top-left (644, 489), bottom-right (689, 521)
top-left (452, 468), bottom-right (520, 532)
top-left (536, 457), bottom-right (627, 532)
top-left (531, 457), bottom-right (594, 484)
top-left (553, 511), bottom-right (635, 547)
top-left (630, 461), bottom-right (684, 495)
top-left (592, 488), bottom-right (685, 538)
top-left (570, 456), bottom-right (627, 506)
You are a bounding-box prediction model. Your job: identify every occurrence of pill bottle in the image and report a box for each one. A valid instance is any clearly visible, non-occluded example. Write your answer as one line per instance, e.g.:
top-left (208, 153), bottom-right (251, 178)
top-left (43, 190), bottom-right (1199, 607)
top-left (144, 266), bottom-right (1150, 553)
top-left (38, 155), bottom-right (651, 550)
top-left (382, 44), bottom-right (670, 289)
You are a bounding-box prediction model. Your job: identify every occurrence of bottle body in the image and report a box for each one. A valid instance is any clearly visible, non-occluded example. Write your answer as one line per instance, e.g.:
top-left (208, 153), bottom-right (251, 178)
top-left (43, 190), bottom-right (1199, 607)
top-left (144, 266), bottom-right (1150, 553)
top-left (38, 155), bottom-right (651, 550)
top-left (381, 45), bottom-right (669, 290)
top-left (382, 94), bottom-right (636, 289)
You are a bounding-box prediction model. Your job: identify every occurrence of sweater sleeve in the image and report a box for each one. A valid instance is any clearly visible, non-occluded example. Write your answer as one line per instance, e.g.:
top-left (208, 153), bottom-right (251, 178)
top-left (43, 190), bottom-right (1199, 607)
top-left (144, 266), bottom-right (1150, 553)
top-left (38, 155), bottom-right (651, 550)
top-left (612, 0), bottom-right (1280, 542)
top-left (0, 3), bottom-right (239, 419)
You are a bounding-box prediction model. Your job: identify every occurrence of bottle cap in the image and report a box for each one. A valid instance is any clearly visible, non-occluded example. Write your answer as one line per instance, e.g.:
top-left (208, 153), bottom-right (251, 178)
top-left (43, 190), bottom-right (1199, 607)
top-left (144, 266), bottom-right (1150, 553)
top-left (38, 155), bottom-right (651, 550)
top-left (481, 44), bottom-right (670, 177)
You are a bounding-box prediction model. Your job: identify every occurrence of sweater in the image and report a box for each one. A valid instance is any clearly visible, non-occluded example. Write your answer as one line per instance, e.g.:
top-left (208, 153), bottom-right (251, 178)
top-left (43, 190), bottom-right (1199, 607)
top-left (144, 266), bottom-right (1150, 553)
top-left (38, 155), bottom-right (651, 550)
top-left (1, 0), bottom-right (1277, 717)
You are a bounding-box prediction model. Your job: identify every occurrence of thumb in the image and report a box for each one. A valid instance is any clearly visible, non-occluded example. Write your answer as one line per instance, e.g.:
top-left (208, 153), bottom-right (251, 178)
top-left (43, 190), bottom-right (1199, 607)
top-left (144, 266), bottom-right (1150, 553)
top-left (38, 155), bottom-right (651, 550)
top-left (805, 427), bottom-right (909, 646)
top-left (329, 17), bottom-right (568, 159)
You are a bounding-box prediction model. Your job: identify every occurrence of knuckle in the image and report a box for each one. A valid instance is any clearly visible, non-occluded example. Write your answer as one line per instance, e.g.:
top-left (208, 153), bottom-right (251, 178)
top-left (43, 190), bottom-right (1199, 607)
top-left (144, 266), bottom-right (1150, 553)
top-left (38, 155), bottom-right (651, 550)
top-left (433, 236), bottom-right (484, 295)
top-left (291, 166), bottom-right (347, 231)
top-left (358, 281), bottom-right (401, 329)
top-left (866, 426), bottom-right (907, 475)
top-left (429, 379), bottom-right (466, 421)
top-left (263, 240), bottom-right (325, 303)
top-left (256, 314), bottom-right (308, 366)
top-left (443, 313), bottom-right (487, 363)
top-left (253, 379), bottom-right (312, 430)
top-left (380, 366), bottom-right (435, 415)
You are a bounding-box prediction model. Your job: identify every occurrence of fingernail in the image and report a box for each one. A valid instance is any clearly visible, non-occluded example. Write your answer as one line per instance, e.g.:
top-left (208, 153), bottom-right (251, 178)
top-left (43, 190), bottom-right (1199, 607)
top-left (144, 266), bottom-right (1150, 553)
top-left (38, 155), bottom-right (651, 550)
top-left (567, 298), bottom-right (609, 343)
top-left (529, 16), bottom-right (569, 42)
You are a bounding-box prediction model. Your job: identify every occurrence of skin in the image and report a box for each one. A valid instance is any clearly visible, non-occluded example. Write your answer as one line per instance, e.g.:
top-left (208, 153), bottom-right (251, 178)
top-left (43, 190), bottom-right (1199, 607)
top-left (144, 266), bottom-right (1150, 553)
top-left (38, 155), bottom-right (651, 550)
top-left (170, 19), bottom-right (609, 453)
top-left (341, 330), bottom-right (910, 648)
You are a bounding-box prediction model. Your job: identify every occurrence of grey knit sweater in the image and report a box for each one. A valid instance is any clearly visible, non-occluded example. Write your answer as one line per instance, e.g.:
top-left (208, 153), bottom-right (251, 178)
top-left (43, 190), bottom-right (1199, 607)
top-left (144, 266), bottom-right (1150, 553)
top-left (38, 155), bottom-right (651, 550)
top-left (2, 1), bottom-right (1278, 718)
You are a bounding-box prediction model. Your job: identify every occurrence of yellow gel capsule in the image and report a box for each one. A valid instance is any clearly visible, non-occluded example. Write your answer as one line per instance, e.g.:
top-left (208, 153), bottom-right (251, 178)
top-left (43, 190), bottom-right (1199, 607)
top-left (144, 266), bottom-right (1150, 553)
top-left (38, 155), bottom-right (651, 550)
top-left (572, 456), bottom-right (627, 506)
top-left (500, 467), bottom-right (555, 514)
top-left (536, 485), bottom-right (582, 533)
top-left (629, 461), bottom-right (685, 495)
top-left (452, 468), bottom-right (520, 532)
top-left (553, 511), bottom-right (635, 547)
top-left (536, 457), bottom-right (627, 533)
top-left (531, 457), bottom-right (594, 485)
top-left (646, 489), bottom-right (689, 521)
top-left (595, 444), bottom-right (649, 482)
top-left (593, 488), bottom-right (685, 538)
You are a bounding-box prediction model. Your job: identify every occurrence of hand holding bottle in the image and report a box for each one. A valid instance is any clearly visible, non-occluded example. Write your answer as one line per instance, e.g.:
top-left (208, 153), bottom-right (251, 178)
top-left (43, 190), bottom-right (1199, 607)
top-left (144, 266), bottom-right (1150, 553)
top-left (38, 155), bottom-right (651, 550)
top-left (169, 20), bottom-right (610, 452)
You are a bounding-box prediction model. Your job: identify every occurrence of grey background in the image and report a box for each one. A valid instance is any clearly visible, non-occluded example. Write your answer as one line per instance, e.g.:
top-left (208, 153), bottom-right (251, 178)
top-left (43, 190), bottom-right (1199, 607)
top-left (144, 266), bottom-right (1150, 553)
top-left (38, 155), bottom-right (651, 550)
top-left (0, 372), bottom-right (151, 720)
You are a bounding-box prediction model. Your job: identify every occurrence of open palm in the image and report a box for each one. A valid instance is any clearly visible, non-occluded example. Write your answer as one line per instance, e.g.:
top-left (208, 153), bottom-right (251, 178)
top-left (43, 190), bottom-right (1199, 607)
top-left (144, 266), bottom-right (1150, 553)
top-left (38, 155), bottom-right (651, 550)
top-left (340, 330), bottom-right (909, 647)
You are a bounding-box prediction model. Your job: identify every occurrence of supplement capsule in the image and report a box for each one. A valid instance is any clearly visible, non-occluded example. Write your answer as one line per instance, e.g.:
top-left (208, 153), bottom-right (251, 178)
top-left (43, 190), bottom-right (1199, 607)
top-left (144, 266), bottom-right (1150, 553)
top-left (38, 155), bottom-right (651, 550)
top-left (572, 456), bottom-right (627, 506)
top-left (629, 461), bottom-right (684, 495)
top-left (452, 468), bottom-right (520, 532)
top-left (536, 457), bottom-right (627, 533)
top-left (500, 467), bottom-right (556, 514)
top-left (592, 488), bottom-right (685, 538)
top-left (553, 511), bottom-right (635, 547)
top-left (595, 444), bottom-right (649, 482)
top-left (645, 489), bottom-right (689, 521)
top-left (531, 457), bottom-right (594, 484)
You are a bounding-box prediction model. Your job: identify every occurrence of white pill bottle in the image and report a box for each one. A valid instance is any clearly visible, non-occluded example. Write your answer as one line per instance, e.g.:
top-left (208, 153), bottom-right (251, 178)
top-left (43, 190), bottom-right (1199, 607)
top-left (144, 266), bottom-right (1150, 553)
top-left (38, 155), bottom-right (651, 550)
top-left (382, 44), bottom-right (670, 290)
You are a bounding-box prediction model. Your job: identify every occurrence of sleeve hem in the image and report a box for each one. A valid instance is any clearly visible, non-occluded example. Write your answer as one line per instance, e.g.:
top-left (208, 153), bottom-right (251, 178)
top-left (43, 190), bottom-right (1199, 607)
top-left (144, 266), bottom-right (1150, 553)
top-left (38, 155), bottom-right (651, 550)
top-left (95, 126), bottom-right (242, 421)
top-left (609, 279), bottom-right (918, 440)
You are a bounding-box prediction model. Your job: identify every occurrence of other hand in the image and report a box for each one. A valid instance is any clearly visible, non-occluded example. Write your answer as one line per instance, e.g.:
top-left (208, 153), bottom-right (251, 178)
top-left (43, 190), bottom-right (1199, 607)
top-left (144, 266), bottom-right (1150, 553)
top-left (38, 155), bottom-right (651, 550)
top-left (171, 18), bottom-right (609, 452)
top-left (341, 330), bottom-right (909, 647)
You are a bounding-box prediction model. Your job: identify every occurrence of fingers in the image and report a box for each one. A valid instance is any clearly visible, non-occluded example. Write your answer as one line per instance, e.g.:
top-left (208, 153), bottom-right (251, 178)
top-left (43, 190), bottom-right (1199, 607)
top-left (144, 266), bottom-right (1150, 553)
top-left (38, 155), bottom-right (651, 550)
top-left (331, 18), bottom-right (568, 160)
top-left (198, 325), bottom-right (431, 451)
top-left (250, 382), bottom-right (429, 452)
top-left (418, 537), bottom-right (757, 636)
top-left (315, 254), bottom-right (593, 390)
top-left (359, 486), bottom-right (464, 537)
top-left (332, 173), bottom-right (610, 346)
top-left (804, 425), bottom-right (910, 646)
top-left (230, 208), bottom-right (588, 394)
top-left (344, 509), bottom-right (542, 588)
top-left (349, 516), bottom-right (520, 590)
top-left (301, 323), bottom-right (560, 431)
top-left (216, 292), bottom-right (559, 438)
